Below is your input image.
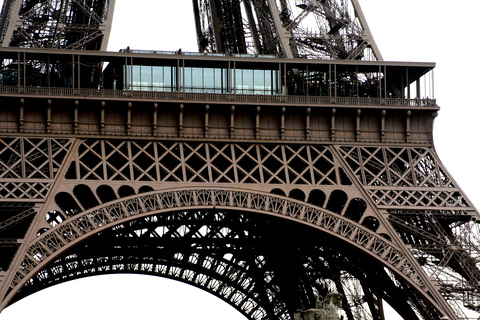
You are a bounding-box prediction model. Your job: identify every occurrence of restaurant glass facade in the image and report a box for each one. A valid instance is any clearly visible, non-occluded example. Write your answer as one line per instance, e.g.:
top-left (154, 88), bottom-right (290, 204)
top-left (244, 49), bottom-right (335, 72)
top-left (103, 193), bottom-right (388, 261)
top-left (125, 65), bottom-right (279, 95)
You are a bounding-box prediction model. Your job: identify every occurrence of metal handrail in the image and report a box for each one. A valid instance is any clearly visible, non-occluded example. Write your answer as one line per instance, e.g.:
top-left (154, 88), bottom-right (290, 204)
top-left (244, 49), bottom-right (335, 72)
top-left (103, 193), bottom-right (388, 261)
top-left (0, 85), bottom-right (437, 107)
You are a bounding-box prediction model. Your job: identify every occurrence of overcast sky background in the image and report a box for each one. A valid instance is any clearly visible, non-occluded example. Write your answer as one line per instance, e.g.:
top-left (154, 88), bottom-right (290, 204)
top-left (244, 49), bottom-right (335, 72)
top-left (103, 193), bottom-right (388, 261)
top-left (2, 0), bottom-right (480, 319)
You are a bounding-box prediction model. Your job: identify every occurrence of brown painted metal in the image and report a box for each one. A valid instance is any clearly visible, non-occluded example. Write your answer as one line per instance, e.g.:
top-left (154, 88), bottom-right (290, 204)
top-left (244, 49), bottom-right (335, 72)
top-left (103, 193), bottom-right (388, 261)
top-left (0, 48), bottom-right (477, 320)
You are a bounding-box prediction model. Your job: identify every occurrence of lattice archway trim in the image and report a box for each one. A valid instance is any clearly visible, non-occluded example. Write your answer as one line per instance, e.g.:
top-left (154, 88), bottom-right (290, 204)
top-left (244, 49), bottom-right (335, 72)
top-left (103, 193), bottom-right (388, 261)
top-left (5, 187), bottom-right (433, 309)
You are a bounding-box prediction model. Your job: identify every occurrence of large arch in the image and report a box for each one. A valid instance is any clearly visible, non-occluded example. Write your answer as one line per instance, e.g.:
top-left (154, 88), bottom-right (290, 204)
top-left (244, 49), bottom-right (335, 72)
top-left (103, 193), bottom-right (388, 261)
top-left (3, 187), bottom-right (442, 319)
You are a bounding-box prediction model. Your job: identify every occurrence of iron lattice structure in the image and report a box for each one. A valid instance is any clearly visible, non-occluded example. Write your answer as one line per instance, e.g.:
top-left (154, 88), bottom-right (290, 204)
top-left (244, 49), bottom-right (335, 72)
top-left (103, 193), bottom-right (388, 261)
top-left (0, 0), bottom-right (114, 50)
top-left (192, 0), bottom-right (382, 59)
top-left (0, 0), bottom-right (380, 60)
top-left (0, 1), bottom-right (479, 320)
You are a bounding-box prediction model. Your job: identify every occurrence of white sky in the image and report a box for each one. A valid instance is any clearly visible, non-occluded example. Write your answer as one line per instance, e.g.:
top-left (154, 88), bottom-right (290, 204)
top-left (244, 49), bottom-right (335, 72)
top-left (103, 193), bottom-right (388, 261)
top-left (2, 0), bottom-right (480, 319)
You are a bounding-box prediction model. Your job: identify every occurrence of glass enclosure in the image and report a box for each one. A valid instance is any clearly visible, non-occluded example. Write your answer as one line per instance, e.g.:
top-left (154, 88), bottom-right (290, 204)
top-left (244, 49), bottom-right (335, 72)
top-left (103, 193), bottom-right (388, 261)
top-left (126, 65), bottom-right (176, 92)
top-left (125, 65), bottom-right (280, 95)
top-left (0, 49), bottom-right (436, 101)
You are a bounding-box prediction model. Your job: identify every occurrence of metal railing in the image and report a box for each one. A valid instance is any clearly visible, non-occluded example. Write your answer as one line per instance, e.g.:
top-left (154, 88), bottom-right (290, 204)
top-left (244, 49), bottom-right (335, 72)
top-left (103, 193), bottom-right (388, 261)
top-left (0, 85), bottom-right (437, 107)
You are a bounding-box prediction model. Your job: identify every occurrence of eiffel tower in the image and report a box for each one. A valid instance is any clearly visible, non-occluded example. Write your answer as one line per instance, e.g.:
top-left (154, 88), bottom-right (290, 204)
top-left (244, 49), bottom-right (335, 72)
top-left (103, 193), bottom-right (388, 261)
top-left (0, 1), bottom-right (479, 319)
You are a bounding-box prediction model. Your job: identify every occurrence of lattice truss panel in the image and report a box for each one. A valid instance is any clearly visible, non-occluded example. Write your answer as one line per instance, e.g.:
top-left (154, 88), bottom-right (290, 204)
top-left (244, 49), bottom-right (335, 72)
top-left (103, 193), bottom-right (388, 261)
top-left (388, 212), bottom-right (480, 317)
top-left (192, 0), bottom-right (380, 60)
top-left (0, 0), bottom-right (111, 49)
top-left (337, 146), bottom-right (470, 209)
top-left (338, 145), bottom-right (480, 318)
top-left (0, 137), bottom-right (72, 199)
top-left (69, 140), bottom-right (352, 186)
top-left (9, 190), bottom-right (437, 320)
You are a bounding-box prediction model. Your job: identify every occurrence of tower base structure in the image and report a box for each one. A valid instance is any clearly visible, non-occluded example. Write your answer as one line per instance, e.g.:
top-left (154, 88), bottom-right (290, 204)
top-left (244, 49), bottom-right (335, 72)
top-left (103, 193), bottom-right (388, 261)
top-left (0, 48), bottom-right (478, 320)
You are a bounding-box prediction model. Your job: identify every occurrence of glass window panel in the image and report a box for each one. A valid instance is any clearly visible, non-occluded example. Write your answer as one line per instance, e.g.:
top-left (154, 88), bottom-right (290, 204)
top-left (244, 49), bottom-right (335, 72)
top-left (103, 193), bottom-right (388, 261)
top-left (254, 69), bottom-right (265, 94)
top-left (152, 66), bottom-right (164, 89)
top-left (165, 66), bottom-right (173, 91)
top-left (125, 65), bottom-right (131, 90)
top-left (264, 70), bottom-right (272, 93)
top-left (243, 69), bottom-right (254, 94)
top-left (184, 67), bottom-right (192, 92)
top-left (192, 67), bottom-right (203, 92)
top-left (235, 69), bottom-right (242, 93)
top-left (141, 65), bottom-right (152, 90)
top-left (214, 68), bottom-right (222, 93)
top-left (204, 68), bottom-right (214, 92)
top-left (132, 65), bottom-right (141, 90)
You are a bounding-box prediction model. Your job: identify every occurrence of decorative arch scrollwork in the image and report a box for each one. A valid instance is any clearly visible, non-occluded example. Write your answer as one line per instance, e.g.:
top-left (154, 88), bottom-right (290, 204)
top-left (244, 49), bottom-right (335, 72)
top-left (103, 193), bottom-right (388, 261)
top-left (8, 187), bottom-right (429, 308)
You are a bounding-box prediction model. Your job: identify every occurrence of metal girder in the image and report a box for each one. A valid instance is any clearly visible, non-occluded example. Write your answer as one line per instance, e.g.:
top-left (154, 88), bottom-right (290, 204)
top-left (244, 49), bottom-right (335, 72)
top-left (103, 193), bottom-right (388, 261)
top-left (7, 207), bottom-right (436, 320)
top-left (0, 238), bottom-right (17, 247)
top-left (0, 0), bottom-right (114, 50)
top-left (0, 104), bottom-right (475, 318)
top-left (1, 0), bottom-right (380, 55)
top-left (0, 208), bottom-right (36, 233)
top-left (0, 82), bottom-right (472, 318)
top-left (0, 1), bottom-right (477, 318)
top-left (190, 0), bottom-right (381, 59)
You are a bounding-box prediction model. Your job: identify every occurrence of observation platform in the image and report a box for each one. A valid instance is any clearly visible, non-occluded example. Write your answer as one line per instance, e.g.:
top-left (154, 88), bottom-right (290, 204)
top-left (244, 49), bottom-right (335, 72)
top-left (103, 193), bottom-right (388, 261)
top-left (0, 48), bottom-right (438, 144)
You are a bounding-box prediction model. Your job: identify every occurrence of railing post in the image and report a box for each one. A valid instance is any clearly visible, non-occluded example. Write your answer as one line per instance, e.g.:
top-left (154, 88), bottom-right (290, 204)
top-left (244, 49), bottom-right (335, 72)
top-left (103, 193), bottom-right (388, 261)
top-left (381, 110), bottom-right (386, 142)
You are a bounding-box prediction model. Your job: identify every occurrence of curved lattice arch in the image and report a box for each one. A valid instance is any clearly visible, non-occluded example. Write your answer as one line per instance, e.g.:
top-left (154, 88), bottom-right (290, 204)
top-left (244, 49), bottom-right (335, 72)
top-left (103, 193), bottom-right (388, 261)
top-left (5, 187), bottom-right (443, 317)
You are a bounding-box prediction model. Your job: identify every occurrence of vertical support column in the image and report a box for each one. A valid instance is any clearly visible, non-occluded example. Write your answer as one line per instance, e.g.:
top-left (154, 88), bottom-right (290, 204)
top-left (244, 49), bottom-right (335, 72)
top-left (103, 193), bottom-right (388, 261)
top-left (228, 61), bottom-right (232, 96)
top-left (381, 110), bottom-right (386, 142)
top-left (72, 54), bottom-right (75, 91)
top-left (47, 132), bottom-right (53, 178)
top-left (205, 105), bottom-right (210, 138)
top-left (74, 100), bottom-right (79, 134)
top-left (153, 103), bottom-right (158, 137)
top-left (277, 63), bottom-right (281, 97)
top-left (331, 108), bottom-right (336, 141)
top-left (77, 55), bottom-right (81, 91)
top-left (181, 58), bottom-right (185, 95)
top-left (255, 106), bottom-right (261, 139)
top-left (416, 80), bottom-right (421, 100)
top-left (179, 104), bottom-right (184, 137)
top-left (384, 65), bottom-right (387, 100)
top-left (406, 68), bottom-right (410, 99)
top-left (46, 99), bottom-right (52, 134)
top-left (306, 108), bottom-right (311, 141)
top-left (124, 56), bottom-right (128, 91)
top-left (17, 52), bottom-right (21, 88)
top-left (406, 110), bottom-right (411, 142)
top-left (281, 107), bottom-right (285, 139)
top-left (378, 65), bottom-right (382, 100)
top-left (356, 109), bottom-right (361, 141)
top-left (100, 101), bottom-right (106, 135)
top-left (333, 64), bottom-right (337, 102)
top-left (230, 105), bottom-right (235, 138)
top-left (22, 52), bottom-right (26, 88)
top-left (20, 127), bottom-right (25, 177)
top-left (233, 61), bottom-right (236, 96)
top-left (328, 64), bottom-right (332, 102)
top-left (127, 102), bottom-right (132, 136)
top-left (19, 99), bottom-right (24, 133)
